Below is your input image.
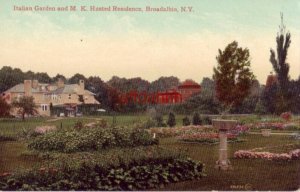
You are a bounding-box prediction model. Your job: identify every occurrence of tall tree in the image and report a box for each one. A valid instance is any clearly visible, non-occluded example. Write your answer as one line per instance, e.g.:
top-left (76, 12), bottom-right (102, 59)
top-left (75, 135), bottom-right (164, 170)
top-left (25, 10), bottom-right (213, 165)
top-left (12, 96), bottom-right (38, 120)
top-left (269, 13), bottom-right (291, 112)
top-left (213, 41), bottom-right (254, 110)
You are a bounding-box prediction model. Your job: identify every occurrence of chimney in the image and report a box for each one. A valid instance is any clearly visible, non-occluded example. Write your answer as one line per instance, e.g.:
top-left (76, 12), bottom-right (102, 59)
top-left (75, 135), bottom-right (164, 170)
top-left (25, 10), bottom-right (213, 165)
top-left (79, 79), bottom-right (84, 92)
top-left (32, 80), bottom-right (39, 89)
top-left (24, 80), bottom-right (32, 96)
top-left (57, 78), bottom-right (65, 88)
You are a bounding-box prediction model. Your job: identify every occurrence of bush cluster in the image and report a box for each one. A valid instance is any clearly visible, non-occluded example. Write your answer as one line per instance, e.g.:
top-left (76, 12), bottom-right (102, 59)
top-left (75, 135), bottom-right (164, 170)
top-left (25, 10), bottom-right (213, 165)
top-left (28, 126), bottom-right (158, 153)
top-left (0, 135), bottom-right (17, 142)
top-left (0, 147), bottom-right (205, 190)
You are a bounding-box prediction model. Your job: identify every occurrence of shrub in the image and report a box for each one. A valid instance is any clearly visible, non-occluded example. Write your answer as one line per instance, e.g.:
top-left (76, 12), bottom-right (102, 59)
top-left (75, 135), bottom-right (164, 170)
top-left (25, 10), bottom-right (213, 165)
top-left (167, 112), bottom-right (176, 127)
top-left (74, 121), bottom-right (83, 130)
top-left (202, 116), bottom-right (212, 125)
top-left (182, 116), bottom-right (191, 126)
top-left (154, 113), bottom-right (166, 127)
top-left (0, 135), bottom-right (17, 142)
top-left (28, 126), bottom-right (158, 153)
top-left (192, 112), bottom-right (202, 125)
top-left (280, 112), bottom-right (292, 121)
top-left (0, 147), bottom-right (205, 190)
top-left (143, 118), bottom-right (157, 129)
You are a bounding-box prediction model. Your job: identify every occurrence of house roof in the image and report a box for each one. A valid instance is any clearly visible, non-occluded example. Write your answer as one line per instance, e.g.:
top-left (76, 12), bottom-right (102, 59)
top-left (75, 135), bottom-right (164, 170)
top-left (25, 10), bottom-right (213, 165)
top-left (5, 83), bottom-right (48, 93)
top-left (5, 83), bottom-right (96, 95)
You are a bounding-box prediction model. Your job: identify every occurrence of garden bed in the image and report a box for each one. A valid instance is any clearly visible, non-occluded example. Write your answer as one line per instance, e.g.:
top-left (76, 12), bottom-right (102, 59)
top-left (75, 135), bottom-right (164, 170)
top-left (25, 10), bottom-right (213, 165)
top-left (0, 146), bottom-right (205, 191)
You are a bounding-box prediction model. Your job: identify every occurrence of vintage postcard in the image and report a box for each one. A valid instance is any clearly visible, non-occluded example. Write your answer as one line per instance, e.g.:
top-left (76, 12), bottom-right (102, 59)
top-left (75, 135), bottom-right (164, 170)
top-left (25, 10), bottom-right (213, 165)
top-left (0, 0), bottom-right (299, 191)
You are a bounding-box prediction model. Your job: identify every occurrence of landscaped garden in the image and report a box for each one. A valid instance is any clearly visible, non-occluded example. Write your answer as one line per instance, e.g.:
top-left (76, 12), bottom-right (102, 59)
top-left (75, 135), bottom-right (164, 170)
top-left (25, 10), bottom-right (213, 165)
top-left (0, 114), bottom-right (299, 190)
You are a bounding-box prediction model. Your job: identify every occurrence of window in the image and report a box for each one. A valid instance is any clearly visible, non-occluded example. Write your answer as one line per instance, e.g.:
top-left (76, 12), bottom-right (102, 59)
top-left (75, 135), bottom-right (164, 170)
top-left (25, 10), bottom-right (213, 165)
top-left (68, 94), bottom-right (71, 99)
top-left (51, 94), bottom-right (58, 100)
top-left (41, 104), bottom-right (48, 111)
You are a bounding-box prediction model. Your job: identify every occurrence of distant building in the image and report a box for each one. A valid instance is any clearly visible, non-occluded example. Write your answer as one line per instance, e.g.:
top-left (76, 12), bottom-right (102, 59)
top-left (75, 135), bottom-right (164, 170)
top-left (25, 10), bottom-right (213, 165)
top-left (177, 79), bottom-right (201, 101)
top-left (119, 79), bottom-right (201, 105)
top-left (1, 79), bottom-right (100, 116)
top-left (266, 72), bottom-right (278, 88)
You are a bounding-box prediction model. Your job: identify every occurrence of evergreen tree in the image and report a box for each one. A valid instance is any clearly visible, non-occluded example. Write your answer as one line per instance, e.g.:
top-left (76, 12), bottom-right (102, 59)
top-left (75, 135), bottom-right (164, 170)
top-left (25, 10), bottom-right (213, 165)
top-left (182, 116), bottom-right (191, 126)
top-left (269, 13), bottom-right (291, 113)
top-left (167, 112), bottom-right (176, 127)
top-left (192, 112), bottom-right (202, 125)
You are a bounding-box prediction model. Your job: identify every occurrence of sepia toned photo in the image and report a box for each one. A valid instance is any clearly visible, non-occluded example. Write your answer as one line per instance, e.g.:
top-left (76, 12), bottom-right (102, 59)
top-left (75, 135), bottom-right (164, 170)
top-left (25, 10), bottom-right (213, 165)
top-left (0, 0), bottom-right (299, 191)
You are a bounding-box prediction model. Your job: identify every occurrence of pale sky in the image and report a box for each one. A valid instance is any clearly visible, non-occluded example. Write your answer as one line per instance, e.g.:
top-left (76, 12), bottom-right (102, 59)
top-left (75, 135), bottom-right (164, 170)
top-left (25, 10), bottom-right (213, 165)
top-left (0, 0), bottom-right (299, 84)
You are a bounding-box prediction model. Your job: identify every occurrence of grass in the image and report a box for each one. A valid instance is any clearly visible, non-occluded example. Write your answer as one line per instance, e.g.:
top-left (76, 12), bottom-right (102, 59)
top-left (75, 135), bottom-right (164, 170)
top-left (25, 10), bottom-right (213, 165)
top-left (161, 135), bottom-right (300, 191)
top-left (0, 115), bottom-right (299, 190)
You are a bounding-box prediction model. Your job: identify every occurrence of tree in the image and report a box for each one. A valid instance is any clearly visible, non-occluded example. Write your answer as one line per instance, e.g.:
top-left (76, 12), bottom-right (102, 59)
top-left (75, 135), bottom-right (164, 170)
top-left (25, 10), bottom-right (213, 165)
top-left (12, 96), bottom-right (38, 120)
top-left (149, 76), bottom-right (180, 92)
top-left (0, 66), bottom-right (25, 93)
top-left (34, 72), bottom-right (52, 83)
top-left (0, 97), bottom-right (10, 117)
top-left (192, 112), bottom-right (202, 125)
top-left (85, 76), bottom-right (108, 107)
top-left (213, 41), bottom-right (254, 110)
top-left (182, 116), bottom-right (191, 126)
top-left (167, 112), bottom-right (176, 127)
top-left (52, 74), bottom-right (67, 83)
top-left (261, 84), bottom-right (278, 114)
top-left (68, 73), bottom-right (87, 84)
top-left (269, 13), bottom-right (291, 112)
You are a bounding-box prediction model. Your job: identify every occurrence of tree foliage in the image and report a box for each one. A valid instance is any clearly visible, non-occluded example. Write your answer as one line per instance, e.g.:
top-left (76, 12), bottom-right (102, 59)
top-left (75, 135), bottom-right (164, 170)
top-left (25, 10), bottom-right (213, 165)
top-left (270, 14), bottom-right (291, 92)
top-left (192, 112), bottom-right (202, 125)
top-left (12, 96), bottom-right (38, 120)
top-left (167, 112), bottom-right (176, 127)
top-left (0, 97), bottom-right (10, 117)
top-left (68, 73), bottom-right (87, 85)
top-left (269, 13), bottom-right (291, 113)
top-left (149, 76), bottom-right (180, 92)
top-left (213, 41), bottom-right (254, 108)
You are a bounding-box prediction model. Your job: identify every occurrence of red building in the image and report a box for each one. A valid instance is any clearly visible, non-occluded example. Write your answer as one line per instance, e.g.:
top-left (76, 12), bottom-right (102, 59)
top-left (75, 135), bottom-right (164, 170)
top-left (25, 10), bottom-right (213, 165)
top-left (118, 79), bottom-right (201, 105)
top-left (177, 79), bottom-right (201, 101)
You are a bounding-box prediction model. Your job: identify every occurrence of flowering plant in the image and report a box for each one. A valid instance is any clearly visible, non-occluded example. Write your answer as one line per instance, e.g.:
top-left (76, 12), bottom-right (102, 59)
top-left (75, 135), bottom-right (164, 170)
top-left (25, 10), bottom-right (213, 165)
top-left (229, 125), bottom-right (250, 135)
top-left (280, 112), bottom-right (292, 121)
top-left (34, 126), bottom-right (56, 134)
top-left (253, 122), bottom-right (284, 130)
top-left (234, 146), bottom-right (300, 161)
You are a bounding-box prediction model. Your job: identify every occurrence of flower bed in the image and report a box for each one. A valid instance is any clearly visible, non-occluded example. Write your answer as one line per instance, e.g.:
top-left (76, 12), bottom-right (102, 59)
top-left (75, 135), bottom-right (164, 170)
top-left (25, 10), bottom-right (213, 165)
top-left (234, 145), bottom-right (300, 161)
top-left (249, 121), bottom-right (299, 131)
top-left (178, 133), bottom-right (244, 144)
top-left (228, 125), bottom-right (250, 135)
top-left (253, 122), bottom-right (284, 130)
top-left (150, 125), bottom-right (214, 138)
top-left (0, 146), bottom-right (205, 190)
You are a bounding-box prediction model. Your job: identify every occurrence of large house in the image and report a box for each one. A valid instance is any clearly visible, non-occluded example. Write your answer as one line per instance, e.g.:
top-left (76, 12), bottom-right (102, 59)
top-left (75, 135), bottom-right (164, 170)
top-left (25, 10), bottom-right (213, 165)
top-left (1, 79), bottom-right (100, 116)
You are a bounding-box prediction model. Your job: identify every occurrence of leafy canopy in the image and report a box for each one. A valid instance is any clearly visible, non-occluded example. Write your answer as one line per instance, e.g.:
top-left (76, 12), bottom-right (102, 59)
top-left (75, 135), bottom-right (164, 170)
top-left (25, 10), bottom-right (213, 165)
top-left (12, 96), bottom-right (38, 120)
top-left (213, 41), bottom-right (254, 108)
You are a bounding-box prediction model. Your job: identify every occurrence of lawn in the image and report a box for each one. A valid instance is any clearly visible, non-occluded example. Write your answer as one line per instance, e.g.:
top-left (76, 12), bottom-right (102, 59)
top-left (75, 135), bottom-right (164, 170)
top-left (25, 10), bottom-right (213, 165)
top-left (0, 115), bottom-right (299, 190)
top-left (160, 135), bottom-right (300, 191)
